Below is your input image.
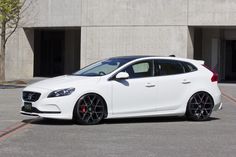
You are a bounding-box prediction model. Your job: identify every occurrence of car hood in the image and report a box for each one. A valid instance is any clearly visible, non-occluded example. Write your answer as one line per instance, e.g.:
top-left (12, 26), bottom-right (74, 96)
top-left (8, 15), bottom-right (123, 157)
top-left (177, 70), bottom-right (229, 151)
top-left (25, 75), bottom-right (101, 91)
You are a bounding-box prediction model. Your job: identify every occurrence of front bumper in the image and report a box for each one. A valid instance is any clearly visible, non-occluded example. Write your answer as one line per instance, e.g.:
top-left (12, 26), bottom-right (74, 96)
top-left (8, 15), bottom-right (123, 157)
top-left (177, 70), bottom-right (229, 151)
top-left (20, 110), bottom-right (72, 119)
top-left (21, 106), bottom-right (61, 114)
top-left (21, 87), bottom-right (78, 120)
top-left (20, 103), bottom-right (67, 119)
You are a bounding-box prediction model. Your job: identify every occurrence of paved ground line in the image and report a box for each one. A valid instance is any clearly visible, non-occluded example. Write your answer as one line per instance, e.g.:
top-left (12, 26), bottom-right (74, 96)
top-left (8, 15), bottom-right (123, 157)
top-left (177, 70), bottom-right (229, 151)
top-left (222, 91), bottom-right (236, 106)
top-left (0, 119), bottom-right (36, 141)
top-left (0, 122), bottom-right (28, 139)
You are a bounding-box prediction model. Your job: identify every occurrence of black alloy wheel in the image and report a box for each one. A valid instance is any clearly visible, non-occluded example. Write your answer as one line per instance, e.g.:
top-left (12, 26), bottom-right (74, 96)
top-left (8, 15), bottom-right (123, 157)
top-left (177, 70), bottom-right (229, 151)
top-left (186, 92), bottom-right (214, 121)
top-left (75, 94), bottom-right (106, 125)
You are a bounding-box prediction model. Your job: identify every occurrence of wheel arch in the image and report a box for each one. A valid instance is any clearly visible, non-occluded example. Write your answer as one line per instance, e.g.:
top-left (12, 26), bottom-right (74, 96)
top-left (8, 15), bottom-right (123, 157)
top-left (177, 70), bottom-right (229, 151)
top-left (72, 92), bottom-right (108, 121)
top-left (186, 90), bottom-right (215, 107)
top-left (185, 91), bottom-right (215, 120)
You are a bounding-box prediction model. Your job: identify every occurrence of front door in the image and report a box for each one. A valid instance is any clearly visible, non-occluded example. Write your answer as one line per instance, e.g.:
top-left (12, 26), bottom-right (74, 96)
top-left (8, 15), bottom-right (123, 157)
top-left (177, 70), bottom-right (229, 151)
top-left (112, 60), bottom-right (158, 115)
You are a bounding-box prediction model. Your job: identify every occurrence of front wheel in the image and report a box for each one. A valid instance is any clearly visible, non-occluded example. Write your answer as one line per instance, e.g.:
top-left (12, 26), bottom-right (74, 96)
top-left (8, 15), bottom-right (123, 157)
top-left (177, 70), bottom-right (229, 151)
top-left (186, 92), bottom-right (214, 121)
top-left (74, 94), bottom-right (106, 125)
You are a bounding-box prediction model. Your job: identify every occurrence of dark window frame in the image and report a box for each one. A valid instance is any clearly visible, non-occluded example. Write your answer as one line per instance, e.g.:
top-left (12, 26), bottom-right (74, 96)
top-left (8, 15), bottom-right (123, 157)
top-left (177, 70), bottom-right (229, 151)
top-left (109, 59), bottom-right (155, 80)
top-left (180, 61), bottom-right (198, 73)
top-left (154, 59), bottom-right (187, 76)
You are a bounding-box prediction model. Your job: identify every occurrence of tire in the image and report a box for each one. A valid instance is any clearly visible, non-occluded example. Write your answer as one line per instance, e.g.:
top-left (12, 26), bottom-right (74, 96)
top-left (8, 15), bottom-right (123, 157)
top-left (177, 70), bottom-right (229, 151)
top-left (74, 94), bottom-right (106, 125)
top-left (186, 92), bottom-right (214, 121)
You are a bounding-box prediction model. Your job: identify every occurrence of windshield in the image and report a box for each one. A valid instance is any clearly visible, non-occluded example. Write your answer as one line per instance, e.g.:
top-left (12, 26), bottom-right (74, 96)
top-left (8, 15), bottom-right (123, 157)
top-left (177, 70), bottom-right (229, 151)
top-left (73, 58), bottom-right (132, 76)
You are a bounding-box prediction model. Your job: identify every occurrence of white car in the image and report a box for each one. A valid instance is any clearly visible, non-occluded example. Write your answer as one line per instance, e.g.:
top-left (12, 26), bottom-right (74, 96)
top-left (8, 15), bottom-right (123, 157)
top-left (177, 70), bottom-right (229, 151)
top-left (21, 56), bottom-right (222, 125)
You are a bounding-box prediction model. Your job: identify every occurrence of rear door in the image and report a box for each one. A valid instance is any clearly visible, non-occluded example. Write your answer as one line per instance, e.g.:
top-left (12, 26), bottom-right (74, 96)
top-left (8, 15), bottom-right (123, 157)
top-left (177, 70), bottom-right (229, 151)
top-left (154, 59), bottom-right (192, 110)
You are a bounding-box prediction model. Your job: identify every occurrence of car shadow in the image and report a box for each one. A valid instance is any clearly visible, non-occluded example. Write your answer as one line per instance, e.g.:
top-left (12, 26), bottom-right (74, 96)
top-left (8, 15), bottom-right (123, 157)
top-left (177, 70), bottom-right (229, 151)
top-left (22, 116), bottom-right (220, 126)
top-left (102, 116), bottom-right (220, 124)
top-left (22, 118), bottom-right (75, 126)
top-left (102, 116), bottom-right (187, 124)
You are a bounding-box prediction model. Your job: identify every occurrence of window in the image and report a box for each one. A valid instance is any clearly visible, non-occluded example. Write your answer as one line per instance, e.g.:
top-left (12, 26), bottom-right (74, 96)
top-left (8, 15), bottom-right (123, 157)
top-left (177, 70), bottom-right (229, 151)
top-left (132, 62), bottom-right (150, 73)
top-left (155, 60), bottom-right (185, 76)
top-left (73, 58), bottom-right (132, 76)
top-left (181, 62), bottom-right (198, 73)
top-left (122, 60), bottom-right (154, 78)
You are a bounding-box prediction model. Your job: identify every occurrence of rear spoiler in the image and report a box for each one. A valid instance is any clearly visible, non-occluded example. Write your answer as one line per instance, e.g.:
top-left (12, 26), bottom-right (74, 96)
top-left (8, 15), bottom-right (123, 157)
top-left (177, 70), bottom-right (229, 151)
top-left (195, 60), bottom-right (204, 65)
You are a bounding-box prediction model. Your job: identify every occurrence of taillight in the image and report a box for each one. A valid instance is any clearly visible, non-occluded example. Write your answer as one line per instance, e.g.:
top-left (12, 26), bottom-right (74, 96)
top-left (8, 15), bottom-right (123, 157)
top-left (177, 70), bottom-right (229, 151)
top-left (202, 64), bottom-right (218, 82)
top-left (211, 73), bottom-right (218, 82)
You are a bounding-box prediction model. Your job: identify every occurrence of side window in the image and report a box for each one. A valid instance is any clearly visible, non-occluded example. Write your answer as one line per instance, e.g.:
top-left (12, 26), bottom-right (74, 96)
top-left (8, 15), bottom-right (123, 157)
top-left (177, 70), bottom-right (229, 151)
top-left (155, 60), bottom-right (185, 76)
top-left (181, 62), bottom-right (198, 72)
top-left (122, 60), bottom-right (153, 78)
top-left (132, 62), bottom-right (149, 73)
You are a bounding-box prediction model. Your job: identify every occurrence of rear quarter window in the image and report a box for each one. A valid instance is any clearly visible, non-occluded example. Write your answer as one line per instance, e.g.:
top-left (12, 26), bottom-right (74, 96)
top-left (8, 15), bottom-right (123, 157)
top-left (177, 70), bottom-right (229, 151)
top-left (155, 60), bottom-right (185, 76)
top-left (181, 61), bottom-right (198, 73)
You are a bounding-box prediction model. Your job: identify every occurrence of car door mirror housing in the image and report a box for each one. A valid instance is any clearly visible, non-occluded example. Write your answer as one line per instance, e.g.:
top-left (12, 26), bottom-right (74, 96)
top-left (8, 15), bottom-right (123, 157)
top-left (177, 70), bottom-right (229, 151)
top-left (115, 72), bottom-right (129, 79)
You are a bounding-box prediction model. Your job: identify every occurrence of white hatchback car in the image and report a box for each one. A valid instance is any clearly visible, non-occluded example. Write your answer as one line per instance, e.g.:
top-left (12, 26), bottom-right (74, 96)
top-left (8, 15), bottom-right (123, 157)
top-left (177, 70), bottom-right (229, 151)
top-left (21, 56), bottom-right (222, 124)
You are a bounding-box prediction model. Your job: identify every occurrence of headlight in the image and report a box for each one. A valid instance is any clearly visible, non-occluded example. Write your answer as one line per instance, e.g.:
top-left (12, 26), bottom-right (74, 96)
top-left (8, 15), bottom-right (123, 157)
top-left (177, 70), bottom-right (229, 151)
top-left (48, 88), bottom-right (75, 98)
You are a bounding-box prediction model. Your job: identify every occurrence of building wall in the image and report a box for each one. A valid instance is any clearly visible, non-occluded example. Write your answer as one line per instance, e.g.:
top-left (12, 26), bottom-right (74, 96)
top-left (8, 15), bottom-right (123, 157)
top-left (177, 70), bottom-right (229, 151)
top-left (81, 26), bottom-right (188, 66)
top-left (5, 28), bottom-right (34, 80)
top-left (189, 0), bottom-right (236, 25)
top-left (21, 0), bottom-right (82, 27)
top-left (81, 0), bottom-right (187, 26)
top-left (5, 0), bottom-right (236, 80)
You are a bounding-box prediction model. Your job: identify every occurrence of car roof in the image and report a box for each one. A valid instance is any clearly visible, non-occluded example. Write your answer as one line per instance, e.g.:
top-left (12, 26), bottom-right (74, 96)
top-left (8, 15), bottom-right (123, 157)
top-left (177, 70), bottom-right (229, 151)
top-left (108, 55), bottom-right (204, 65)
top-left (108, 55), bottom-right (179, 61)
top-left (109, 55), bottom-right (155, 60)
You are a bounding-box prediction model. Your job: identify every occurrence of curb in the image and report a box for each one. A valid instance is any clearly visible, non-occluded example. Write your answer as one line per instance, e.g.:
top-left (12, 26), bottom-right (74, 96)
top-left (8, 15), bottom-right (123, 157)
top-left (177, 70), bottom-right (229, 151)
top-left (0, 84), bottom-right (26, 89)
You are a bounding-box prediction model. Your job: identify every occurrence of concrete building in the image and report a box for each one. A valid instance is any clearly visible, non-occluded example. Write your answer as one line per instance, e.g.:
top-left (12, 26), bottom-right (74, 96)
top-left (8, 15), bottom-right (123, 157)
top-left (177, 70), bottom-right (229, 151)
top-left (5, 0), bottom-right (236, 81)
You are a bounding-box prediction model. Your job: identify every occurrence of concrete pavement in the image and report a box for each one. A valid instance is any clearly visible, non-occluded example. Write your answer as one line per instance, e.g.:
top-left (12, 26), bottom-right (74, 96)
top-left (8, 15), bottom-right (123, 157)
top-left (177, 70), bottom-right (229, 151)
top-left (0, 88), bottom-right (25, 131)
top-left (0, 83), bottom-right (236, 157)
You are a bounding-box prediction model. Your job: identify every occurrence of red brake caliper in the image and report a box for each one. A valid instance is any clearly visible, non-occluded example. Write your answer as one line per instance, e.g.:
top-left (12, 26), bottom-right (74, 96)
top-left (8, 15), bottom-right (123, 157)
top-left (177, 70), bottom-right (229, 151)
top-left (81, 105), bottom-right (86, 113)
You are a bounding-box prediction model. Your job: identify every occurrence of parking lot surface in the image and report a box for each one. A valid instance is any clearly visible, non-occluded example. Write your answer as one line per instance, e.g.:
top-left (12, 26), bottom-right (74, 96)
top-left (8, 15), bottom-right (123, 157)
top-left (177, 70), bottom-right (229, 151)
top-left (0, 84), bottom-right (236, 157)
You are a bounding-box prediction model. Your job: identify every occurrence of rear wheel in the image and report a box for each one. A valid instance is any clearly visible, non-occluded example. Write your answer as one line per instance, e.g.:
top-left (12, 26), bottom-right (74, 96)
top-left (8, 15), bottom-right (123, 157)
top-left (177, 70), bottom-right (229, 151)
top-left (186, 92), bottom-right (214, 121)
top-left (74, 94), bottom-right (106, 125)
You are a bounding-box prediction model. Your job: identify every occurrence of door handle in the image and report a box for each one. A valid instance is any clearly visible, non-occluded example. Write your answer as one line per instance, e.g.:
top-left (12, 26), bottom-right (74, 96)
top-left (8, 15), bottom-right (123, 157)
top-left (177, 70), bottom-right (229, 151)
top-left (182, 80), bottom-right (191, 84)
top-left (145, 83), bottom-right (156, 87)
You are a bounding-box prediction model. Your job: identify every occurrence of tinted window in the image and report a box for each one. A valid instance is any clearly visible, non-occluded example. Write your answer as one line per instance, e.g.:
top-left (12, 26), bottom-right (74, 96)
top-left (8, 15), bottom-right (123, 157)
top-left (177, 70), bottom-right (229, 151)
top-left (181, 62), bottom-right (197, 72)
top-left (122, 60), bottom-right (154, 78)
top-left (155, 60), bottom-right (184, 76)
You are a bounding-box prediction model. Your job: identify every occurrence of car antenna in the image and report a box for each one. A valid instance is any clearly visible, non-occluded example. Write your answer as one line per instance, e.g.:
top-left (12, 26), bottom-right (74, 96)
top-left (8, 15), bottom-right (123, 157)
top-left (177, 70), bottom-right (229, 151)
top-left (169, 54), bottom-right (176, 57)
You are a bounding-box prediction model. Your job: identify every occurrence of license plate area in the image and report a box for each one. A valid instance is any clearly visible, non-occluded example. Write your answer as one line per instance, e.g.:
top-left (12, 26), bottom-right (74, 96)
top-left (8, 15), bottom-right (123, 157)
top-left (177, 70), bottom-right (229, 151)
top-left (24, 102), bottom-right (32, 112)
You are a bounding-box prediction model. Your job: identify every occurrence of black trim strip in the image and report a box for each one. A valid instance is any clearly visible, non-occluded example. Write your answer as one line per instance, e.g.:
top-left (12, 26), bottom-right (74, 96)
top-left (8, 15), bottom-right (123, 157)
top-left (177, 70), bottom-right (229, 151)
top-left (21, 106), bottom-right (61, 114)
top-left (21, 112), bottom-right (39, 116)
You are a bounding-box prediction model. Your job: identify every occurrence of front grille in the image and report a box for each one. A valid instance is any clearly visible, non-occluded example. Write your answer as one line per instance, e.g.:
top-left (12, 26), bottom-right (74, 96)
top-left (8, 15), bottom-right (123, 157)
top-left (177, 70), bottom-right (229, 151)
top-left (23, 91), bottom-right (41, 102)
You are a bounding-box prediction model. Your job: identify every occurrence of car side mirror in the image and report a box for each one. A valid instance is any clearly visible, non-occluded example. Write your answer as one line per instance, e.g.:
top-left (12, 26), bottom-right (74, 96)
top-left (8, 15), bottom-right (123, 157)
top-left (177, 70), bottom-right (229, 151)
top-left (115, 72), bottom-right (129, 79)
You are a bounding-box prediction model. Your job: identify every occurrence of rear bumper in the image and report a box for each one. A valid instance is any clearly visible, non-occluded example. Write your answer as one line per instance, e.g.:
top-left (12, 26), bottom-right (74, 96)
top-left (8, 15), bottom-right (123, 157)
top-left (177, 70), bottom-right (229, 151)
top-left (210, 83), bottom-right (222, 111)
top-left (213, 102), bottom-right (223, 111)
